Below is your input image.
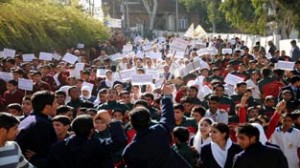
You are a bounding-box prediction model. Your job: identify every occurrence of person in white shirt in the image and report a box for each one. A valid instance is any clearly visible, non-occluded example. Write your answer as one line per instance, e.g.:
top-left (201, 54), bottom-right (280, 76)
top-left (270, 113), bottom-right (300, 168)
top-left (205, 95), bottom-right (228, 124)
top-left (246, 71), bottom-right (261, 103)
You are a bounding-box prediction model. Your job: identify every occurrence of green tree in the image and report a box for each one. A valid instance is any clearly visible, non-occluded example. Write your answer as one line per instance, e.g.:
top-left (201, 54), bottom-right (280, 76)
top-left (0, 0), bottom-right (109, 53)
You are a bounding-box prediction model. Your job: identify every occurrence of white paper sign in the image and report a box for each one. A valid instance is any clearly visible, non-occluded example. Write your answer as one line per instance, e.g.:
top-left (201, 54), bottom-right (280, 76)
top-left (0, 51), bottom-right (3, 58)
top-left (275, 61), bottom-right (295, 71)
top-left (170, 38), bottom-right (189, 52)
top-left (82, 82), bottom-right (94, 93)
top-left (53, 73), bottom-right (61, 86)
top-left (197, 48), bottom-right (209, 56)
top-left (75, 63), bottom-right (85, 71)
top-left (96, 69), bottom-right (107, 78)
top-left (39, 52), bottom-right (53, 61)
top-left (207, 48), bottom-right (218, 55)
top-left (77, 43), bottom-right (85, 49)
top-left (123, 44), bottom-right (133, 53)
top-left (185, 62), bottom-right (195, 73)
top-left (174, 51), bottom-right (185, 58)
top-left (53, 53), bottom-right (62, 60)
top-left (3, 48), bottom-right (16, 58)
top-left (131, 74), bottom-right (153, 85)
top-left (63, 53), bottom-right (78, 64)
top-left (222, 48), bottom-right (233, 54)
top-left (147, 69), bottom-right (160, 79)
top-left (224, 74), bottom-right (244, 86)
top-left (110, 53), bottom-right (122, 61)
top-left (18, 78), bottom-right (33, 91)
top-left (22, 54), bottom-right (35, 62)
top-left (69, 69), bottom-right (80, 79)
top-left (119, 69), bottom-right (136, 81)
top-left (0, 72), bottom-right (13, 81)
top-left (148, 52), bottom-right (161, 59)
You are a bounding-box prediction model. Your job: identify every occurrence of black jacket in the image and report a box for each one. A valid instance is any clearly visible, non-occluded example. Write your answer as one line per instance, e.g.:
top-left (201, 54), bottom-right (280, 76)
top-left (47, 121), bottom-right (127, 168)
top-left (200, 142), bottom-right (242, 168)
top-left (232, 142), bottom-right (288, 168)
top-left (122, 97), bottom-right (191, 168)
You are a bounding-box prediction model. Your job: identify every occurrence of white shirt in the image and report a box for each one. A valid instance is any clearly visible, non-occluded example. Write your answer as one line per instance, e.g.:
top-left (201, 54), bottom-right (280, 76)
top-left (246, 79), bottom-right (261, 99)
top-left (270, 127), bottom-right (300, 168)
top-left (205, 109), bottom-right (228, 124)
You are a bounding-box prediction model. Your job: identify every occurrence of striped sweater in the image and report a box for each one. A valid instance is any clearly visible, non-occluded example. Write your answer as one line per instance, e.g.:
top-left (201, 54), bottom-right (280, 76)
top-left (0, 141), bottom-right (34, 168)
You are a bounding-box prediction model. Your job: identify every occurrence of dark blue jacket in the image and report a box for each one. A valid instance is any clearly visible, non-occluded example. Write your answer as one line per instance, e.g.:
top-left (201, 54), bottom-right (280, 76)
top-left (16, 112), bottom-right (57, 168)
top-left (122, 97), bottom-right (191, 168)
top-left (233, 142), bottom-right (288, 168)
top-left (47, 121), bottom-right (127, 168)
top-left (200, 142), bottom-right (242, 168)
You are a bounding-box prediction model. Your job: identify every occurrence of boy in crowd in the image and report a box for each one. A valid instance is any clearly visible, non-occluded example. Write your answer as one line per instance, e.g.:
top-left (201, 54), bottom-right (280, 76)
top-left (56, 105), bottom-right (74, 121)
top-left (52, 115), bottom-right (71, 141)
top-left (270, 113), bottom-right (300, 168)
top-left (233, 124), bottom-right (288, 168)
top-left (7, 103), bottom-right (23, 120)
top-left (3, 79), bottom-right (25, 107)
top-left (173, 126), bottom-right (198, 168)
top-left (205, 95), bottom-right (228, 124)
top-left (174, 104), bottom-right (198, 136)
top-left (0, 113), bottom-right (34, 168)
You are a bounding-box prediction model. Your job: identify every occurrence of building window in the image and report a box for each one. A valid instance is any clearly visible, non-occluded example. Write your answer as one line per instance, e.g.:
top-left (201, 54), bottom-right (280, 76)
top-left (178, 17), bottom-right (188, 29)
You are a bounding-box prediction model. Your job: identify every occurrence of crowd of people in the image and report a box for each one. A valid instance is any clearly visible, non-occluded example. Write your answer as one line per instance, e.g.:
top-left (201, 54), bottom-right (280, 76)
top-left (0, 31), bottom-right (300, 168)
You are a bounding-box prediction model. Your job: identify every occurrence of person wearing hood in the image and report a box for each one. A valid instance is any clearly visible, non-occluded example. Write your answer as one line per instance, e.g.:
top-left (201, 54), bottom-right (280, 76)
top-left (81, 86), bottom-right (96, 103)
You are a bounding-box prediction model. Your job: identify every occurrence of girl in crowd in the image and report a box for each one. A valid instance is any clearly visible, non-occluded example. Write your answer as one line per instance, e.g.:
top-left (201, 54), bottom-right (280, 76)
top-left (200, 122), bottom-right (242, 168)
top-left (192, 117), bottom-right (213, 154)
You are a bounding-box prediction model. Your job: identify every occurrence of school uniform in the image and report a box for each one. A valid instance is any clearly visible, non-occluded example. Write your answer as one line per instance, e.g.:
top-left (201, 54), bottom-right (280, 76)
top-left (270, 127), bottom-right (300, 168)
top-left (3, 90), bottom-right (25, 106)
top-left (232, 142), bottom-right (288, 168)
top-left (200, 140), bottom-right (242, 168)
top-left (16, 112), bottom-right (57, 168)
top-left (122, 97), bottom-right (191, 168)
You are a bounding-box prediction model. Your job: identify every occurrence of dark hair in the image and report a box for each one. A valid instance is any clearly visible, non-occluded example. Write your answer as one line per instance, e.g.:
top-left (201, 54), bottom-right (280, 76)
top-left (6, 58), bottom-right (16, 65)
top-left (188, 86), bottom-right (198, 94)
top-left (71, 115), bottom-right (94, 137)
top-left (134, 99), bottom-right (148, 108)
top-left (0, 112), bottom-right (20, 130)
top-left (173, 126), bottom-right (189, 143)
top-left (68, 86), bottom-right (79, 95)
top-left (129, 106), bottom-right (151, 131)
top-left (208, 95), bottom-right (220, 103)
top-left (212, 122), bottom-right (230, 140)
top-left (213, 84), bottom-right (224, 90)
top-left (55, 90), bottom-right (66, 97)
top-left (201, 117), bottom-right (214, 125)
top-left (237, 124), bottom-right (260, 142)
top-left (7, 103), bottom-right (22, 113)
top-left (98, 88), bottom-right (108, 95)
top-left (7, 80), bottom-right (18, 86)
top-left (143, 93), bottom-right (154, 100)
top-left (236, 82), bottom-right (247, 87)
top-left (52, 115), bottom-right (71, 126)
top-left (119, 90), bottom-right (130, 97)
top-left (290, 75), bottom-right (300, 84)
top-left (174, 104), bottom-right (184, 113)
top-left (57, 105), bottom-right (73, 115)
top-left (261, 68), bottom-right (271, 77)
top-left (80, 101), bottom-right (94, 108)
top-left (31, 91), bottom-right (55, 113)
top-left (191, 106), bottom-right (206, 117)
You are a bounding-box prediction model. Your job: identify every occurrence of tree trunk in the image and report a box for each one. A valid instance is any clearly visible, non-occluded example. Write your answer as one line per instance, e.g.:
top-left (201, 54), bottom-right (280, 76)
top-left (142, 0), bottom-right (158, 30)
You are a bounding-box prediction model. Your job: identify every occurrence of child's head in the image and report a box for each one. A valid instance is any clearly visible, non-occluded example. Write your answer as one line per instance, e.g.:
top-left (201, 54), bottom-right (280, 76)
top-left (87, 108), bottom-right (97, 118)
top-left (6, 80), bottom-right (18, 92)
top-left (264, 96), bottom-right (276, 107)
top-left (22, 96), bottom-right (33, 116)
top-left (0, 113), bottom-right (20, 141)
top-left (94, 110), bottom-right (108, 132)
top-left (247, 106), bottom-right (259, 119)
top-left (174, 104), bottom-right (185, 122)
top-left (191, 106), bottom-right (206, 123)
top-left (7, 103), bottom-right (23, 117)
top-left (281, 90), bottom-right (293, 101)
top-left (173, 126), bottom-right (189, 144)
top-left (208, 95), bottom-right (220, 111)
top-left (52, 115), bottom-right (71, 137)
top-left (281, 113), bottom-right (293, 129)
top-left (291, 110), bottom-right (300, 125)
top-left (112, 109), bottom-right (125, 122)
top-left (56, 105), bottom-right (74, 121)
top-left (199, 117), bottom-right (213, 137)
